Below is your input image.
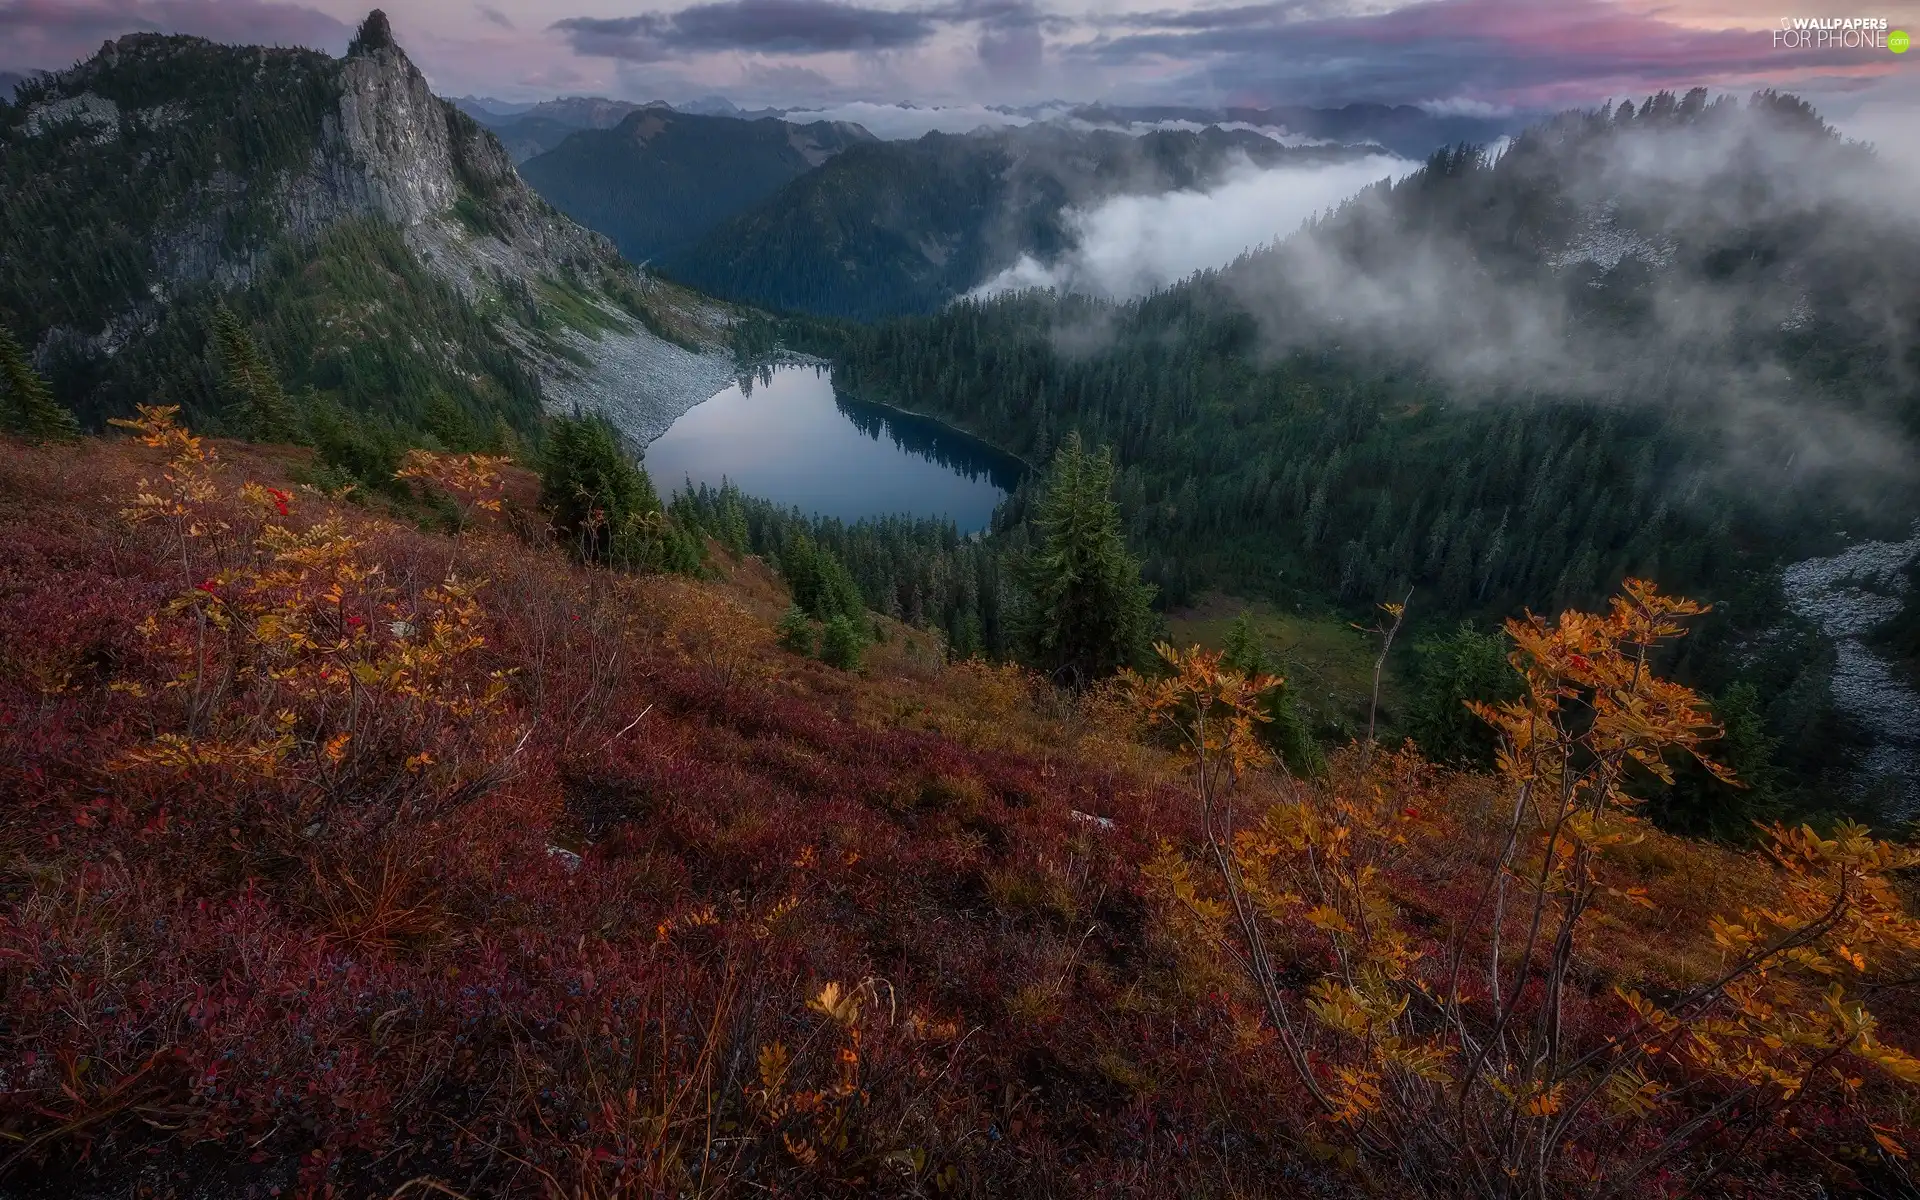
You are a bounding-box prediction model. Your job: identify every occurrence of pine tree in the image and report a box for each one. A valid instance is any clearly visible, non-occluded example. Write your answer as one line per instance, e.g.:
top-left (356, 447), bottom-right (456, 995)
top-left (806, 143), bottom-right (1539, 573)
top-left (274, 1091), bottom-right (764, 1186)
top-left (1222, 612), bottom-right (1266, 677)
top-left (540, 411), bottom-right (691, 573)
top-left (820, 614), bottom-right (865, 671)
top-left (0, 325), bottom-right (81, 442)
top-left (1407, 622), bottom-right (1522, 767)
top-left (1013, 432), bottom-right (1156, 686)
top-left (777, 606), bottom-right (816, 655)
top-left (1222, 612), bottom-right (1324, 778)
top-left (211, 304), bottom-right (295, 442)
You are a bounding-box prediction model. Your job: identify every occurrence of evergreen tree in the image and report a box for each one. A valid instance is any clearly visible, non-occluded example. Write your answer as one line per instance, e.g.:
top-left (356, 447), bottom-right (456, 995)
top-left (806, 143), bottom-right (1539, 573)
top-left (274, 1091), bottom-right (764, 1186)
top-left (1407, 622), bottom-right (1522, 767)
top-left (777, 606), bottom-right (816, 655)
top-left (780, 531), bottom-right (864, 622)
top-left (1222, 612), bottom-right (1325, 778)
top-left (1655, 681), bottom-right (1785, 840)
top-left (1013, 432), bottom-right (1156, 686)
top-left (1222, 613), bottom-right (1267, 677)
top-left (820, 614), bottom-right (866, 670)
top-left (540, 412), bottom-right (696, 573)
top-left (0, 325), bottom-right (81, 442)
top-left (716, 491), bottom-right (751, 556)
top-left (211, 304), bottom-right (295, 442)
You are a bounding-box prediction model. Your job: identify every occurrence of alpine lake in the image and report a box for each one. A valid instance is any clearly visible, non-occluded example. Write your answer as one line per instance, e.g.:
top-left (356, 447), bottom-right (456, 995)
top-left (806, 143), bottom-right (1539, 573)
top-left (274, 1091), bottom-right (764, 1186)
top-left (643, 363), bottom-right (1027, 533)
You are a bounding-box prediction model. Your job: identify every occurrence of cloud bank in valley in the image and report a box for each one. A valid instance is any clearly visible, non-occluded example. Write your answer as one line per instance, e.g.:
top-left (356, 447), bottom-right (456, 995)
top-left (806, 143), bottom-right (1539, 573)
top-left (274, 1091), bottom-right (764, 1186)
top-left (1205, 102), bottom-right (1920, 499)
top-left (970, 152), bottom-right (1417, 300)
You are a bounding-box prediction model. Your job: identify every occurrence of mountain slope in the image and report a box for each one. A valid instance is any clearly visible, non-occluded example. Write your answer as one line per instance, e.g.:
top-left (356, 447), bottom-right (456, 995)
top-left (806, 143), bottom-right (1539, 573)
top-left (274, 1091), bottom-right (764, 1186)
top-left (812, 90), bottom-right (1920, 815)
top-left (519, 108), bottom-right (874, 264)
top-left (458, 94), bottom-right (649, 161)
top-left (5, 426), bottom-right (1917, 1198)
top-left (664, 123), bottom-right (1372, 320)
top-left (0, 13), bottom-right (734, 445)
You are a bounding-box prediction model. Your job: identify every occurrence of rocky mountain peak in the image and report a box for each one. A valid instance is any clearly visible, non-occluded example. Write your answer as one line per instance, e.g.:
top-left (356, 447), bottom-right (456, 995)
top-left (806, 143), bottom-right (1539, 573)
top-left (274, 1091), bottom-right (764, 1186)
top-left (348, 10), bottom-right (396, 57)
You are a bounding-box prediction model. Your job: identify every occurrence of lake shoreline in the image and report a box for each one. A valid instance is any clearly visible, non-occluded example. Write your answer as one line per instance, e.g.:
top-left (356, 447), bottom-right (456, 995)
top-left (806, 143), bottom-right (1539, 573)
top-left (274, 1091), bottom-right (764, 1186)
top-left (638, 363), bottom-right (1021, 533)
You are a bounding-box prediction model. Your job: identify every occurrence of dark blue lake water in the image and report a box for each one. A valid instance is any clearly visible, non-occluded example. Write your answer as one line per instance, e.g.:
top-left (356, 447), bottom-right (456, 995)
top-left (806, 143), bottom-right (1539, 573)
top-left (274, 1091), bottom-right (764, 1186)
top-left (643, 364), bottom-right (1026, 532)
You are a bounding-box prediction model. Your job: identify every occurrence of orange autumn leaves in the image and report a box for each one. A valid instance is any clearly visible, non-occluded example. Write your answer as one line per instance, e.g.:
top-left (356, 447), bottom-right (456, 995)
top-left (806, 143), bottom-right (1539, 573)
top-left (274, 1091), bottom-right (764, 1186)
top-left (1133, 581), bottom-right (1920, 1193)
top-left (108, 406), bottom-right (510, 784)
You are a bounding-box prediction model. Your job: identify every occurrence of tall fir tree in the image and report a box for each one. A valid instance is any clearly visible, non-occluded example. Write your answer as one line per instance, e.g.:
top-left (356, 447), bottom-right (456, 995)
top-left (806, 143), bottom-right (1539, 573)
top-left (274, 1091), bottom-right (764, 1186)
top-left (1222, 612), bottom-right (1325, 778)
top-left (539, 411), bottom-right (700, 574)
top-left (211, 304), bottom-right (295, 442)
top-left (1013, 432), bottom-right (1156, 686)
top-left (1406, 622), bottom-right (1522, 767)
top-left (0, 325), bottom-right (81, 442)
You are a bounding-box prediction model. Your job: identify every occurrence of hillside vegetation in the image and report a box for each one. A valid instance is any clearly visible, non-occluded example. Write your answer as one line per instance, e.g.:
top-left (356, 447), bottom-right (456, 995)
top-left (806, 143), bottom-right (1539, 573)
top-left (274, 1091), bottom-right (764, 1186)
top-left (1, 407), bottom-right (1916, 1198)
top-left (801, 90), bottom-right (1920, 823)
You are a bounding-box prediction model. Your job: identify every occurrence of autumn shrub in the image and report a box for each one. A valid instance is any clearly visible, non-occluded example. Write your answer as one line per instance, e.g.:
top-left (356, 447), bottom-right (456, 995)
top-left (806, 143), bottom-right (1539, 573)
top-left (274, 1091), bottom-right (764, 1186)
top-left (1136, 582), bottom-right (1920, 1197)
top-left (0, 419), bottom-right (1272, 1198)
top-left (3, 420), bottom-right (1913, 1200)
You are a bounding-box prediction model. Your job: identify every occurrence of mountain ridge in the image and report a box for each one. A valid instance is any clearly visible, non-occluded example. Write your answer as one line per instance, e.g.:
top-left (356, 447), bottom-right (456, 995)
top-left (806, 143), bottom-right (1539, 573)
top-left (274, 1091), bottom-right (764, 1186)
top-left (0, 16), bottom-right (737, 446)
top-left (660, 122), bottom-right (1380, 319)
top-left (519, 108), bottom-right (875, 264)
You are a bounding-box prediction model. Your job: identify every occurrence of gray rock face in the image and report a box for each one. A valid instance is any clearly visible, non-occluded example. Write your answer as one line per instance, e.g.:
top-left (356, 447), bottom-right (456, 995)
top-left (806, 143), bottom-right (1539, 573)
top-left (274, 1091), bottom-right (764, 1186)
top-left (1781, 525), bottom-right (1920, 818)
top-left (19, 26), bottom-right (737, 432)
top-left (24, 92), bottom-right (121, 141)
top-left (279, 41), bottom-right (615, 299)
top-left (330, 45), bottom-right (459, 229)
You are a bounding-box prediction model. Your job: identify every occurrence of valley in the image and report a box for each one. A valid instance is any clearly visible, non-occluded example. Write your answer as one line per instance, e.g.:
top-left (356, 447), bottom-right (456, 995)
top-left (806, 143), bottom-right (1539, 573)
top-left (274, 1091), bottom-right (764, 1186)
top-left (2, 7), bottom-right (1918, 1197)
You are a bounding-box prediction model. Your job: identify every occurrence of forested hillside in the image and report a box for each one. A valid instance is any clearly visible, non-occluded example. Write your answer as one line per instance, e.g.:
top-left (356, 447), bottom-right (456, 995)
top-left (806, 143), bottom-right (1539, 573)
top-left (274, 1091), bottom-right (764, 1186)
top-left (801, 90), bottom-right (1920, 819)
top-left (0, 13), bottom-right (734, 466)
top-left (664, 124), bottom-right (1372, 319)
top-left (520, 108), bottom-right (873, 264)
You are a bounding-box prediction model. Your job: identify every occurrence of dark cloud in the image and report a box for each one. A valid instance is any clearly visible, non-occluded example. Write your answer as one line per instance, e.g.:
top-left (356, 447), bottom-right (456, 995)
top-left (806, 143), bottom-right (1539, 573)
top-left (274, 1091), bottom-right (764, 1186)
top-left (553, 0), bottom-right (936, 60)
top-left (0, 0), bottom-right (348, 70)
top-left (476, 4), bottom-right (514, 30)
top-left (1097, 1), bottom-right (1331, 32)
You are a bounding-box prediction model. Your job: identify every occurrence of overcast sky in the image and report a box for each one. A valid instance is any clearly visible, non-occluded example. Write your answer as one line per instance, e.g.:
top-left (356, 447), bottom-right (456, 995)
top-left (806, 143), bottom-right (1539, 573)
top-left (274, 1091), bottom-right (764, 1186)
top-left (2, 0), bottom-right (1915, 126)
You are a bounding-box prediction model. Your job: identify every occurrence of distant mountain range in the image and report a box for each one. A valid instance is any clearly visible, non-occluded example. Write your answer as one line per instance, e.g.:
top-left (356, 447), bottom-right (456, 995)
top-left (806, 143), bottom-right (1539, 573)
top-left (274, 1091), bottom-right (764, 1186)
top-left (653, 124), bottom-right (1379, 320)
top-left (453, 93), bottom-right (1524, 161)
top-left (453, 95), bottom-right (651, 161)
top-left (519, 108), bottom-right (874, 265)
top-left (1054, 102), bottom-right (1519, 157)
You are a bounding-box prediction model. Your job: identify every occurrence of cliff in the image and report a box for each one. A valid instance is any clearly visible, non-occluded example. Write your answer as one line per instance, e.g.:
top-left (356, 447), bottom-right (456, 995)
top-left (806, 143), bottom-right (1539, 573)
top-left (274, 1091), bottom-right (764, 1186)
top-left (0, 12), bottom-right (735, 438)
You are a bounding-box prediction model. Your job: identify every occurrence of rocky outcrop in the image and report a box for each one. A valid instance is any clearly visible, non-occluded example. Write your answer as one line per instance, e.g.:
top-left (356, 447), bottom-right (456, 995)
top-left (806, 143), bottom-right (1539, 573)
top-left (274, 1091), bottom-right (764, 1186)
top-left (279, 28), bottom-right (616, 300)
top-left (10, 14), bottom-right (737, 425)
top-left (328, 37), bottom-right (459, 229)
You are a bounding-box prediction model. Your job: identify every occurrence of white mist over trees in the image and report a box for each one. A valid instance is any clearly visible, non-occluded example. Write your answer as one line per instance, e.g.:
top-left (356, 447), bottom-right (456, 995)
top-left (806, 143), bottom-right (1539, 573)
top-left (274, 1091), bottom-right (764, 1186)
top-left (970, 152), bottom-right (1417, 300)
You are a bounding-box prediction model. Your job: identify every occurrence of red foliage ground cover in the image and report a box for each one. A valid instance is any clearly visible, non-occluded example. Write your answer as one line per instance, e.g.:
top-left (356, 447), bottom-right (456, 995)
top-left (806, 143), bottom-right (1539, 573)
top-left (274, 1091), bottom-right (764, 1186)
top-left (2, 430), bottom-right (1915, 1199)
top-left (0, 434), bottom-right (1328, 1197)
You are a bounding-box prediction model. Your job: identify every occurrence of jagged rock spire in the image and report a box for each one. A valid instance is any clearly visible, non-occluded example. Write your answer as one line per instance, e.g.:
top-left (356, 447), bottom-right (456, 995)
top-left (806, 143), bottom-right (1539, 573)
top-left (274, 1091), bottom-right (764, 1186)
top-left (348, 10), bottom-right (395, 57)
